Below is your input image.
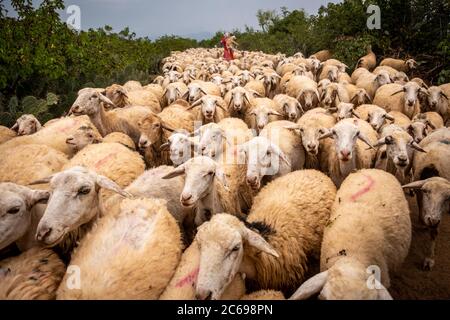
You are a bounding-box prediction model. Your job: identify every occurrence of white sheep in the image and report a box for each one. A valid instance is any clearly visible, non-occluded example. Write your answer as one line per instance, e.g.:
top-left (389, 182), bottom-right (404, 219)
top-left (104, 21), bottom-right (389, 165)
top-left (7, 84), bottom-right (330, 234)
top-left (291, 169), bottom-right (411, 300)
top-left (373, 81), bottom-right (425, 119)
top-left (426, 86), bottom-right (449, 124)
top-left (355, 70), bottom-right (391, 99)
top-left (0, 126), bottom-right (16, 144)
top-left (245, 98), bottom-right (283, 133)
top-left (193, 169), bottom-right (336, 299)
top-left (320, 118), bottom-right (378, 186)
top-left (11, 114), bottom-right (42, 136)
top-left (187, 95), bottom-right (229, 124)
top-left (240, 120), bottom-right (305, 190)
top-left (380, 58), bottom-right (417, 73)
top-left (272, 94), bottom-right (304, 122)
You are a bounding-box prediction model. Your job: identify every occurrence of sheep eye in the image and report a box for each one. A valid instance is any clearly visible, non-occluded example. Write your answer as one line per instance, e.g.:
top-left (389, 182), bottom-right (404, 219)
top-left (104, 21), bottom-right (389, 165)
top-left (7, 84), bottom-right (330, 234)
top-left (232, 245), bottom-right (240, 252)
top-left (7, 207), bottom-right (20, 215)
top-left (300, 128), bottom-right (304, 133)
top-left (266, 151), bottom-right (271, 156)
top-left (78, 187), bottom-right (91, 195)
top-left (208, 171), bottom-right (214, 175)
top-left (154, 123), bottom-right (160, 128)
top-left (88, 134), bottom-right (93, 138)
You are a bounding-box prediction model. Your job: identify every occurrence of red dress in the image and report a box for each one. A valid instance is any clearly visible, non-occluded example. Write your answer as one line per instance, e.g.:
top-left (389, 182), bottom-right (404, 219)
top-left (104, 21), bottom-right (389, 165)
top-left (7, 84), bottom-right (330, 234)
top-left (221, 36), bottom-right (234, 61)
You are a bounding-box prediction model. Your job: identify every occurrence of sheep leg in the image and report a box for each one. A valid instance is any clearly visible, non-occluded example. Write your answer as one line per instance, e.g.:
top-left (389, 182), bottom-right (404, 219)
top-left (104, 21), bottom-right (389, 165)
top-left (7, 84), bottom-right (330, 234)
top-left (423, 227), bottom-right (438, 271)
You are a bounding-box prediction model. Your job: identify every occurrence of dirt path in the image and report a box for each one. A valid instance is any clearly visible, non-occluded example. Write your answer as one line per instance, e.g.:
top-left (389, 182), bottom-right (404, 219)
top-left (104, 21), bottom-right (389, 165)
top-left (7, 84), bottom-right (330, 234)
top-left (390, 195), bottom-right (450, 300)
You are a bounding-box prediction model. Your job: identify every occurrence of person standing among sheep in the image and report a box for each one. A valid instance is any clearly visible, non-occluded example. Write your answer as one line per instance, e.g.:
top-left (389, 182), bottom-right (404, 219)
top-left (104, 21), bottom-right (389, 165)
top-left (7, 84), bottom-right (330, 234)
top-left (220, 33), bottom-right (238, 61)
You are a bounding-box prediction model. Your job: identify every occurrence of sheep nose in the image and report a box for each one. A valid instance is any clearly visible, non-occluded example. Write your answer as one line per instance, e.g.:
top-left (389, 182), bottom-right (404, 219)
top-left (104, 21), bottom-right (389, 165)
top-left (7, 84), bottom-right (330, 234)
top-left (426, 217), bottom-right (440, 227)
top-left (181, 193), bottom-right (192, 202)
top-left (289, 113), bottom-right (297, 120)
top-left (408, 100), bottom-right (414, 106)
top-left (340, 150), bottom-right (350, 159)
top-left (247, 176), bottom-right (258, 184)
top-left (398, 155), bottom-right (407, 162)
top-left (36, 226), bottom-right (52, 242)
top-left (18, 130), bottom-right (25, 135)
top-left (307, 143), bottom-right (317, 150)
top-left (257, 124), bottom-right (265, 130)
top-left (196, 289), bottom-right (213, 300)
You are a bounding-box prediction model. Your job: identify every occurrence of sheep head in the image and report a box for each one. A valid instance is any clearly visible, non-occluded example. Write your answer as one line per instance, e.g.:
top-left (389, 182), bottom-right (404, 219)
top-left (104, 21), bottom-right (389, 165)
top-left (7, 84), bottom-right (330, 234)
top-left (239, 137), bottom-right (291, 191)
top-left (0, 183), bottom-right (50, 250)
top-left (137, 113), bottom-right (175, 150)
top-left (11, 114), bottom-right (41, 136)
top-left (65, 125), bottom-right (103, 153)
top-left (194, 213), bottom-right (279, 300)
top-left (366, 107), bottom-right (394, 132)
top-left (32, 166), bottom-right (131, 247)
top-left (104, 84), bottom-right (129, 108)
top-left (164, 132), bottom-right (198, 166)
top-left (69, 91), bottom-right (115, 116)
top-left (249, 102), bottom-right (283, 133)
top-left (189, 95), bottom-right (227, 122)
top-left (403, 177), bottom-right (450, 228)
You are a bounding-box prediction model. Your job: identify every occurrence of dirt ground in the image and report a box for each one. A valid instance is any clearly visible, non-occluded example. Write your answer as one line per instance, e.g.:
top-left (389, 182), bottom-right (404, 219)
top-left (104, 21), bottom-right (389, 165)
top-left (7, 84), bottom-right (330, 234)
top-left (390, 195), bottom-right (450, 300)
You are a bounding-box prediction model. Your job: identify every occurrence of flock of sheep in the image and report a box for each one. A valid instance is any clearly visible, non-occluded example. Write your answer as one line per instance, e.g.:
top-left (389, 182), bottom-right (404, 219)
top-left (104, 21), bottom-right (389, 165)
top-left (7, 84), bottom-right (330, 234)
top-left (0, 46), bottom-right (449, 300)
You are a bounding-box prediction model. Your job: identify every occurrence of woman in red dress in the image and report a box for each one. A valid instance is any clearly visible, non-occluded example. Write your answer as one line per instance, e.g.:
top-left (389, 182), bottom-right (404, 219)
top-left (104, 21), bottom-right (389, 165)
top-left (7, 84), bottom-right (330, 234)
top-left (220, 33), bottom-right (234, 61)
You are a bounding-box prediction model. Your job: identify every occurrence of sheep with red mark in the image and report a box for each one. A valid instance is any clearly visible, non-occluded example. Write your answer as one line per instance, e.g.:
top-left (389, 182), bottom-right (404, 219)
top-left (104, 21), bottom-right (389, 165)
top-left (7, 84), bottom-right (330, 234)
top-left (291, 169), bottom-right (411, 300)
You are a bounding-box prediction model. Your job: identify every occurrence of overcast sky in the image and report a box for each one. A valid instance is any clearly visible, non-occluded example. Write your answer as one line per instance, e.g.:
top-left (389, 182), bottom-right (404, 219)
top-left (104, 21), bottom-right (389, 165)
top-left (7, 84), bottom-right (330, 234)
top-left (4, 0), bottom-right (341, 40)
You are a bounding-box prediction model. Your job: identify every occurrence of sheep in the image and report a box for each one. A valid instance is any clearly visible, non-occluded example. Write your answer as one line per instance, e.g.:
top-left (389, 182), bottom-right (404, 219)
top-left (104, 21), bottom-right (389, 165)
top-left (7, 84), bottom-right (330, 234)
top-left (387, 110), bottom-right (412, 128)
top-left (355, 70), bottom-right (391, 99)
top-left (104, 84), bottom-right (161, 113)
top-left (183, 81), bottom-right (221, 104)
top-left (152, 75), bottom-right (165, 86)
top-left (0, 115), bottom-right (96, 157)
top-left (193, 169), bottom-right (336, 299)
top-left (426, 86), bottom-right (449, 124)
top-left (380, 58), bottom-right (418, 73)
top-left (403, 177), bottom-right (450, 271)
top-left (285, 108), bottom-right (336, 171)
top-left (0, 183), bottom-right (50, 251)
top-left (320, 118), bottom-right (378, 186)
top-left (334, 102), bottom-right (360, 121)
top-left (11, 114), bottom-right (42, 136)
top-left (285, 75), bottom-right (320, 110)
top-left (291, 169), bottom-right (411, 300)
top-left (65, 124), bottom-right (103, 154)
top-left (69, 91), bottom-right (142, 146)
top-left (373, 82), bottom-right (425, 119)
top-left (57, 198), bottom-right (182, 299)
top-left (408, 112), bottom-right (444, 143)
top-left (244, 80), bottom-right (266, 98)
top-left (354, 104), bottom-right (395, 132)
top-left (138, 103), bottom-right (195, 167)
top-left (245, 98), bottom-right (283, 133)
top-left (310, 49), bottom-right (332, 62)
top-left (160, 240), bottom-right (247, 300)
top-left (373, 124), bottom-right (426, 184)
top-left (322, 59), bottom-right (347, 73)
top-left (31, 166), bottom-right (134, 254)
top-left (163, 70), bottom-right (182, 87)
top-left (240, 120), bottom-right (305, 190)
top-left (237, 70), bottom-right (254, 85)
top-left (373, 65), bottom-right (400, 80)
top-left (343, 83), bottom-right (372, 106)
top-left (162, 82), bottom-right (188, 106)
top-left (187, 95), bottom-right (229, 124)
top-left (162, 132), bottom-right (198, 166)
top-left (0, 247), bottom-right (65, 300)
top-left (0, 144), bottom-right (68, 185)
top-left (318, 64), bottom-right (340, 82)
top-left (321, 82), bottom-right (350, 111)
top-left (256, 72), bottom-right (281, 98)
top-left (356, 45), bottom-right (376, 71)
top-left (196, 117), bottom-right (253, 161)
top-left (161, 156), bottom-right (253, 227)
top-left (0, 126), bottom-right (16, 144)
top-left (224, 86), bottom-right (255, 118)
top-left (272, 94), bottom-right (304, 122)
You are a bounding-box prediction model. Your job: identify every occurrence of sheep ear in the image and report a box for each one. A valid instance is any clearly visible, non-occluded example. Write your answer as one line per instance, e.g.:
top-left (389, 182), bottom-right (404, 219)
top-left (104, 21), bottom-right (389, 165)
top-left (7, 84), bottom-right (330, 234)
top-left (162, 122), bottom-right (176, 132)
top-left (269, 110), bottom-right (283, 117)
top-left (409, 141), bottom-right (427, 153)
top-left (357, 132), bottom-right (375, 149)
top-left (384, 113), bottom-right (395, 121)
top-left (98, 93), bottom-right (115, 108)
top-left (96, 175), bottom-right (132, 198)
top-left (269, 144), bottom-right (291, 167)
top-left (319, 129), bottom-right (334, 140)
top-left (289, 271), bottom-right (328, 300)
top-left (161, 164), bottom-right (186, 179)
top-left (188, 98), bottom-right (203, 109)
top-left (242, 227), bottom-right (279, 258)
top-left (402, 180), bottom-right (427, 190)
top-left (25, 189), bottom-right (51, 209)
top-left (160, 142), bottom-right (170, 151)
top-left (215, 166), bottom-right (229, 191)
top-left (441, 92), bottom-right (449, 101)
top-left (284, 123), bottom-right (301, 131)
top-left (390, 88), bottom-right (405, 96)
top-left (28, 175), bottom-right (54, 185)
top-left (10, 122), bottom-right (18, 132)
top-left (181, 90), bottom-right (189, 100)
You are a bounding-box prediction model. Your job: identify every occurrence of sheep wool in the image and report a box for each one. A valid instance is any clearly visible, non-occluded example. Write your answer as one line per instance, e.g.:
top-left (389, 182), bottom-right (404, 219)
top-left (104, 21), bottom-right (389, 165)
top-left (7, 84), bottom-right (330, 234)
top-left (57, 198), bottom-right (182, 299)
top-left (0, 248), bottom-right (65, 300)
top-left (246, 169), bottom-right (336, 295)
top-left (0, 125), bottom-right (16, 144)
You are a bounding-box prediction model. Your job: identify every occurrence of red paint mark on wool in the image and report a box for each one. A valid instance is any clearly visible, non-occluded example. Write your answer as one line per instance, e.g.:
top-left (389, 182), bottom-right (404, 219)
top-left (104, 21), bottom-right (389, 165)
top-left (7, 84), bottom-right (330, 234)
top-left (175, 267), bottom-right (199, 288)
top-left (350, 175), bottom-right (375, 202)
top-left (94, 152), bottom-right (117, 169)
